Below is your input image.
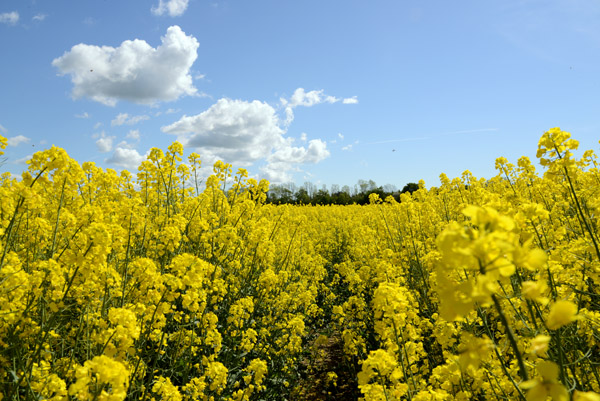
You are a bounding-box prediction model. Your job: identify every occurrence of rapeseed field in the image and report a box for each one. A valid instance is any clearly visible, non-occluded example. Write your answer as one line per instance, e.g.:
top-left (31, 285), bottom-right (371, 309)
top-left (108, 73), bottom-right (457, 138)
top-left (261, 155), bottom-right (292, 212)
top-left (1, 128), bottom-right (599, 400)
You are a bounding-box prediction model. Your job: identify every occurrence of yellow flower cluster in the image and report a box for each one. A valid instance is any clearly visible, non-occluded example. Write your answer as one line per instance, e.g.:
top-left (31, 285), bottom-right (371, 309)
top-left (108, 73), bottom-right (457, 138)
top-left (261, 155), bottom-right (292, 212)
top-left (1, 127), bottom-right (599, 400)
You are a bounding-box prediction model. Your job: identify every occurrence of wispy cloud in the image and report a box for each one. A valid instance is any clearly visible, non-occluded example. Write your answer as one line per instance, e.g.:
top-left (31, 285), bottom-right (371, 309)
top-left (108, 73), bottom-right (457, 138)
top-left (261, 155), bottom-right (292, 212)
top-left (32, 14), bottom-right (47, 22)
top-left (7, 135), bottom-right (31, 147)
top-left (280, 88), bottom-right (359, 126)
top-left (111, 113), bottom-right (150, 126)
top-left (126, 129), bottom-right (141, 140)
top-left (15, 154), bottom-right (33, 164)
top-left (0, 11), bottom-right (19, 25)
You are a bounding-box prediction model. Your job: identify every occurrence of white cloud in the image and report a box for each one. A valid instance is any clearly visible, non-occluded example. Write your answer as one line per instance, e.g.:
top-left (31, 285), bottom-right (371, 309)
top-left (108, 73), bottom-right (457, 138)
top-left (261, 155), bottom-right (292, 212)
top-left (338, 133), bottom-right (344, 140)
top-left (75, 112), bottom-right (90, 118)
top-left (281, 88), bottom-right (357, 126)
top-left (260, 139), bottom-right (330, 183)
top-left (163, 98), bottom-right (285, 165)
top-left (93, 122), bottom-right (102, 129)
top-left (95, 132), bottom-right (115, 153)
top-left (52, 26), bottom-right (199, 106)
top-left (126, 129), bottom-right (141, 140)
top-left (162, 98), bottom-right (330, 183)
top-left (342, 96), bottom-right (359, 104)
top-left (152, 0), bottom-right (189, 17)
top-left (115, 140), bottom-right (136, 149)
top-left (106, 147), bottom-right (147, 171)
top-left (342, 144), bottom-right (353, 151)
top-left (7, 135), bottom-right (31, 147)
top-left (32, 14), bottom-right (47, 21)
top-left (15, 154), bottom-right (33, 164)
top-left (268, 139), bottom-right (329, 164)
top-left (0, 11), bottom-right (19, 25)
top-left (111, 113), bottom-right (150, 126)
top-left (300, 132), bottom-right (307, 142)
top-left (288, 88), bottom-right (338, 108)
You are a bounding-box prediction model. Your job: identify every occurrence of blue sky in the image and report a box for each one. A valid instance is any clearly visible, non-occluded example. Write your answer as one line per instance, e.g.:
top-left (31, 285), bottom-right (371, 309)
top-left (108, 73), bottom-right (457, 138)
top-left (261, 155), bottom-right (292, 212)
top-left (1, 0), bottom-right (599, 189)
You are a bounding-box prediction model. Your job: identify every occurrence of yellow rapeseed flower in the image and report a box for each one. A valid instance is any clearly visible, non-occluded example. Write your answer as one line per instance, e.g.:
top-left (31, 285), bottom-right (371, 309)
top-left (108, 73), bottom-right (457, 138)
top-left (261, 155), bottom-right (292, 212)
top-left (546, 300), bottom-right (579, 330)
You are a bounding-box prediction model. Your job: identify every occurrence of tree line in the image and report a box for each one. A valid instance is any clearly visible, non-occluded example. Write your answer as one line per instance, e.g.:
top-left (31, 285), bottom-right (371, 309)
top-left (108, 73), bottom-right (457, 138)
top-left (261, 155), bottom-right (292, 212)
top-left (266, 179), bottom-right (420, 205)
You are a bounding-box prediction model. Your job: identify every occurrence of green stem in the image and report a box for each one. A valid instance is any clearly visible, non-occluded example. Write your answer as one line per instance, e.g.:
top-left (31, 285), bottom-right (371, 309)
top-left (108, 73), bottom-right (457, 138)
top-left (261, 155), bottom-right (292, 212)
top-left (491, 294), bottom-right (528, 381)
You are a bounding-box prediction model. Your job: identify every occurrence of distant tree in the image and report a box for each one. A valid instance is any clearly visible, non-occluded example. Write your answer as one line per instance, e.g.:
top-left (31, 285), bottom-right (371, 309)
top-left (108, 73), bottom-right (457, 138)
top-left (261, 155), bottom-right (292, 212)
top-left (358, 179), bottom-right (369, 194)
top-left (267, 185), bottom-right (294, 204)
top-left (383, 184), bottom-right (397, 193)
top-left (313, 189), bottom-right (331, 205)
top-left (357, 179), bottom-right (377, 194)
top-left (266, 180), bottom-right (405, 205)
top-left (401, 182), bottom-right (419, 194)
top-left (295, 188), bottom-right (310, 204)
top-left (303, 181), bottom-right (317, 198)
top-left (331, 191), bottom-right (352, 205)
top-left (283, 182), bottom-right (297, 194)
top-left (278, 187), bottom-right (294, 204)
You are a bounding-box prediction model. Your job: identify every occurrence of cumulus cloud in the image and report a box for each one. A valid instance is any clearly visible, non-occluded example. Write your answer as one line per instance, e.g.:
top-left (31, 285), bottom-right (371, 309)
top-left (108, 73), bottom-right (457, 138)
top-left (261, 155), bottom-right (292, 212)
top-left (7, 135), bottom-right (31, 147)
top-left (111, 113), bottom-right (150, 126)
top-left (267, 139), bottom-right (329, 165)
top-left (0, 11), bottom-right (19, 25)
top-left (260, 139), bottom-right (329, 182)
top-left (163, 98), bottom-right (284, 164)
top-left (343, 96), bottom-right (359, 104)
top-left (151, 0), bottom-right (189, 17)
top-left (162, 98), bottom-right (331, 183)
top-left (106, 147), bottom-right (147, 171)
top-left (95, 132), bottom-right (115, 153)
top-left (52, 25), bottom-right (199, 106)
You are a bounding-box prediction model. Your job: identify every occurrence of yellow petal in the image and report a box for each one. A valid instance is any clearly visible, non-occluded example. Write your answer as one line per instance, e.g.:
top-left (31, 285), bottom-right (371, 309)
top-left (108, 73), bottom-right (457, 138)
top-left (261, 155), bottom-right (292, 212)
top-left (537, 360), bottom-right (559, 382)
top-left (546, 300), bottom-right (578, 330)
